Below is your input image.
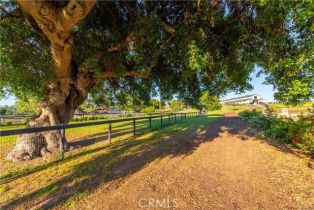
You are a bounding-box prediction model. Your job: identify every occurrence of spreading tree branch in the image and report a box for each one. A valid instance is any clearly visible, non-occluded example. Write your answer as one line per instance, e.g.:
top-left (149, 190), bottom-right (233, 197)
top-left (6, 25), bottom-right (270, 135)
top-left (16, 0), bottom-right (96, 93)
top-left (104, 35), bottom-right (173, 79)
top-left (108, 20), bottom-right (175, 53)
top-left (16, 0), bottom-right (96, 46)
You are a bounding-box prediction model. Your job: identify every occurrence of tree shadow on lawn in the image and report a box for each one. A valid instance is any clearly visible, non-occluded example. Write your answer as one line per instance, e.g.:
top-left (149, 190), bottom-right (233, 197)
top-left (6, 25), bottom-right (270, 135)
top-left (2, 114), bottom-right (290, 209)
top-left (0, 120), bottom-right (172, 184)
top-left (66, 120), bottom-right (149, 142)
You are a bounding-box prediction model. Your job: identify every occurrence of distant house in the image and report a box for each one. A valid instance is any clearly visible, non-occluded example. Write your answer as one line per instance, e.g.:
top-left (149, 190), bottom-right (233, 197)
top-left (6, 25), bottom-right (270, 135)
top-left (220, 94), bottom-right (264, 105)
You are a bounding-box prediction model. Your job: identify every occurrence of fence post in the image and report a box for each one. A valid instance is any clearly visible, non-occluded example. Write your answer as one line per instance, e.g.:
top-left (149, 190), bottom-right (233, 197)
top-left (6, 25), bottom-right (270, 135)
top-left (149, 117), bottom-right (152, 128)
top-left (161, 115), bottom-right (163, 126)
top-left (133, 118), bottom-right (136, 136)
top-left (174, 114), bottom-right (176, 122)
top-left (185, 113), bottom-right (187, 119)
top-left (59, 124), bottom-right (65, 159)
top-left (108, 123), bottom-right (112, 144)
top-left (168, 115), bottom-right (170, 125)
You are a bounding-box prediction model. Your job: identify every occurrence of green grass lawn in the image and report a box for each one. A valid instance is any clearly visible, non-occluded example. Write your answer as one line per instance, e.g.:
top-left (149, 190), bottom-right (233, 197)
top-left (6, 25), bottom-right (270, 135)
top-left (0, 114), bottom-right (221, 209)
top-left (0, 115), bottom-right (185, 148)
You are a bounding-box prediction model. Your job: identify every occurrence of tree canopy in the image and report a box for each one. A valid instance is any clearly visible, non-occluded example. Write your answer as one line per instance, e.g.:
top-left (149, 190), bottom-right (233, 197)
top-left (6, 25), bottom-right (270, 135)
top-left (197, 92), bottom-right (222, 111)
top-left (1, 0), bottom-right (313, 105)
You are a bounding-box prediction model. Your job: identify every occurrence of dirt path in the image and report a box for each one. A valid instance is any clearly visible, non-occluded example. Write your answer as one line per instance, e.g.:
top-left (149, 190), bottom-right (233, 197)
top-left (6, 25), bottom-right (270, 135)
top-left (60, 116), bottom-right (314, 210)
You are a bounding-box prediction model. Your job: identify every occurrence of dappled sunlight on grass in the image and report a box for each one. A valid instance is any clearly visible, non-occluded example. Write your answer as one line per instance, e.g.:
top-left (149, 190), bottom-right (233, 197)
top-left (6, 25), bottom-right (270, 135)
top-left (0, 114), bottom-right (222, 209)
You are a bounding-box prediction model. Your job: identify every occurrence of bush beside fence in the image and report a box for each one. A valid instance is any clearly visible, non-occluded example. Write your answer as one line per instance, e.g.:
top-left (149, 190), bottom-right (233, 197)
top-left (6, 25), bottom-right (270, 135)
top-left (239, 110), bottom-right (314, 156)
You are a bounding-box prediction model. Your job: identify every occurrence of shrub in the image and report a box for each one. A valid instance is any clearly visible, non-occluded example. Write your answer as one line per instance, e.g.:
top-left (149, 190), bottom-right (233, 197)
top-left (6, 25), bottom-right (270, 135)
top-left (88, 116), bottom-right (96, 121)
top-left (265, 120), bottom-right (290, 143)
top-left (4, 121), bottom-right (13, 126)
top-left (239, 109), bottom-right (262, 121)
top-left (143, 106), bottom-right (155, 113)
top-left (239, 110), bottom-right (314, 155)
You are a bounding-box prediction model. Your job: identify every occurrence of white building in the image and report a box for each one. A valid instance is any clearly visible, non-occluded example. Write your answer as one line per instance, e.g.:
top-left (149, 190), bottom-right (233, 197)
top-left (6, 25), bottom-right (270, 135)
top-left (220, 94), bottom-right (264, 105)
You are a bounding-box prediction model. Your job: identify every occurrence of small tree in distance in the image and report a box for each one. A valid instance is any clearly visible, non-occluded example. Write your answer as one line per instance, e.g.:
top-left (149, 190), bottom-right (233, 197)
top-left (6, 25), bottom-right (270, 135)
top-left (169, 100), bottom-right (184, 111)
top-left (197, 92), bottom-right (222, 112)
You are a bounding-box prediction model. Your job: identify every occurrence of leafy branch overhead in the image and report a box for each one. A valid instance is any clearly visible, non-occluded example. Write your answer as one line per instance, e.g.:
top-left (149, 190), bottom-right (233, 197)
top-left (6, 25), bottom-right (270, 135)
top-left (0, 0), bottom-right (313, 104)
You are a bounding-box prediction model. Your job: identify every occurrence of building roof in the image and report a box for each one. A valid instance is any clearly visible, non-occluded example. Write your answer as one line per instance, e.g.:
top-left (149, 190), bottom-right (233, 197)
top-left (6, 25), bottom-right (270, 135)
top-left (220, 94), bottom-right (261, 102)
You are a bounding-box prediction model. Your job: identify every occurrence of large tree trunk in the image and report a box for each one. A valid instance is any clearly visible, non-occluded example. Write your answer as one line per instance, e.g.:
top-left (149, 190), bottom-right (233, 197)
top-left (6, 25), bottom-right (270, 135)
top-left (6, 0), bottom-right (97, 161)
top-left (7, 69), bottom-right (95, 162)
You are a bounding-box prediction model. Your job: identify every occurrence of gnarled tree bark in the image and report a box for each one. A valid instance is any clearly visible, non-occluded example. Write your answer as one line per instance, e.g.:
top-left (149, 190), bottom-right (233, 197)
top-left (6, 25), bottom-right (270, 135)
top-left (7, 0), bottom-right (96, 162)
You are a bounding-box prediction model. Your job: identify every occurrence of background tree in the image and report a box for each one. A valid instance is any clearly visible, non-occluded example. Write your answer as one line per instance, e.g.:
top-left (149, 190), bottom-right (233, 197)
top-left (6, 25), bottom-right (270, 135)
top-left (196, 92), bottom-right (222, 111)
top-left (142, 106), bottom-right (155, 114)
top-left (169, 100), bottom-right (184, 111)
top-left (1, 0), bottom-right (313, 161)
top-left (149, 99), bottom-right (161, 110)
top-left (0, 105), bottom-right (15, 115)
top-left (78, 99), bottom-right (95, 114)
top-left (15, 98), bottom-right (38, 114)
top-left (0, 106), bottom-right (6, 115)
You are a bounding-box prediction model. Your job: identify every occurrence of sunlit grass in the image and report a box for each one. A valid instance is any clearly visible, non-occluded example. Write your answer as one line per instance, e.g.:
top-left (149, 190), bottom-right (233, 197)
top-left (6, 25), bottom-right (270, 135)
top-left (267, 102), bottom-right (313, 113)
top-left (0, 114), bottom-right (221, 209)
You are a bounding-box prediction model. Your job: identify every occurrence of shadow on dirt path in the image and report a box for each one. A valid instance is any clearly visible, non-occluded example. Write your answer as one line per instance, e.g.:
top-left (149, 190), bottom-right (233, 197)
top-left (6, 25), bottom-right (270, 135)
top-left (2, 114), bottom-right (314, 210)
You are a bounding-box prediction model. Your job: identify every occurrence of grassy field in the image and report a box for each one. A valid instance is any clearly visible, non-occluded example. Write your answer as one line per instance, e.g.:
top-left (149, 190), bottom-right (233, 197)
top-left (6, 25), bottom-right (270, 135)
top-left (0, 115), bottom-right (189, 159)
top-left (0, 114), bottom-right (222, 209)
top-left (267, 102), bottom-right (313, 113)
top-left (219, 102), bottom-right (313, 114)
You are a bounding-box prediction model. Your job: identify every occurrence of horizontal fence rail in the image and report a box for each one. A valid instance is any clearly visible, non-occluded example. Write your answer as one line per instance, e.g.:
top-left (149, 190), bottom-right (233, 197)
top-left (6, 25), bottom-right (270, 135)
top-left (0, 112), bottom-right (200, 161)
top-left (0, 112), bottom-right (199, 137)
top-left (0, 112), bottom-right (196, 124)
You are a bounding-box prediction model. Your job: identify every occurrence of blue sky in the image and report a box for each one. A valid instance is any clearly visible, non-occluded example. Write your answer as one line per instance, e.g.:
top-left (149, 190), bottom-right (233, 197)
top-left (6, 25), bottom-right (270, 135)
top-left (0, 67), bottom-right (276, 106)
top-left (221, 67), bottom-right (275, 102)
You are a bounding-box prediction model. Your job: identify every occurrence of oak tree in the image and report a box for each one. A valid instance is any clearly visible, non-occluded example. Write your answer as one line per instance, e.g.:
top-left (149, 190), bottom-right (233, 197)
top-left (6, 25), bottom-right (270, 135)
top-left (1, 0), bottom-right (313, 161)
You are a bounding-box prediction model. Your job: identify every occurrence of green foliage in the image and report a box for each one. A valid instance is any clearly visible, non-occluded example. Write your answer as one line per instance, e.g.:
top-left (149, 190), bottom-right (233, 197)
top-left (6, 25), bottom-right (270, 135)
top-left (79, 100), bottom-right (95, 114)
top-left (149, 99), bottom-right (162, 110)
top-left (239, 110), bottom-right (314, 155)
top-left (0, 1), bottom-right (51, 100)
top-left (142, 106), bottom-right (155, 114)
top-left (1, 121), bottom-right (13, 126)
top-left (197, 92), bottom-right (222, 111)
top-left (169, 100), bottom-right (184, 111)
top-left (22, 117), bottom-right (30, 125)
top-left (0, 105), bottom-right (14, 115)
top-left (15, 98), bottom-right (38, 114)
top-left (1, 0), bottom-right (313, 106)
top-left (0, 106), bottom-right (6, 115)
